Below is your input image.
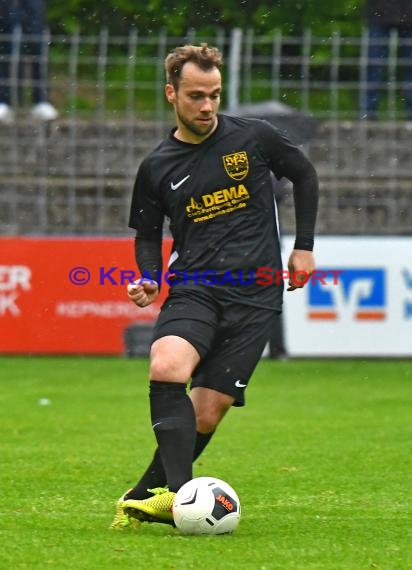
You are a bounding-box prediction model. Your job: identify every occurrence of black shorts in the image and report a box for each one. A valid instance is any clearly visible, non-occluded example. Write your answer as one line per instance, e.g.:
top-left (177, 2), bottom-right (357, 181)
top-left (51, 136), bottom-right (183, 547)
top-left (151, 284), bottom-right (280, 406)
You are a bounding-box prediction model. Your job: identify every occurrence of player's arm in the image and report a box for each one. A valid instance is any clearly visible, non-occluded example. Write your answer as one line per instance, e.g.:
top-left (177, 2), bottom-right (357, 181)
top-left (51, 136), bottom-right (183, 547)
top-left (127, 159), bottom-right (164, 307)
top-left (127, 234), bottom-right (162, 307)
top-left (281, 145), bottom-right (318, 291)
top-left (252, 120), bottom-right (319, 290)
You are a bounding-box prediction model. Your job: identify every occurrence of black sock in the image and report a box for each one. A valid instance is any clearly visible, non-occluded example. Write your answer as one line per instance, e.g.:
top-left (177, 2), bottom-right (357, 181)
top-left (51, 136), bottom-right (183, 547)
top-left (193, 430), bottom-right (215, 460)
top-left (149, 380), bottom-right (196, 493)
top-left (126, 430), bottom-right (215, 500)
top-left (125, 448), bottom-right (164, 500)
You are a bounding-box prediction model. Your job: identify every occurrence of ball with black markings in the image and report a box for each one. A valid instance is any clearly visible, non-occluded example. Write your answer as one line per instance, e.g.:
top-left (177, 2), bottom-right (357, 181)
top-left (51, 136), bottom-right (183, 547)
top-left (173, 476), bottom-right (241, 535)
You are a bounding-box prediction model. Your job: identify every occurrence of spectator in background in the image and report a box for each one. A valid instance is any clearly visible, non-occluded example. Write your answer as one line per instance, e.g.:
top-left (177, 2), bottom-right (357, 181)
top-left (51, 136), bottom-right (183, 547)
top-left (0, 0), bottom-right (58, 124)
top-left (361, 0), bottom-right (412, 119)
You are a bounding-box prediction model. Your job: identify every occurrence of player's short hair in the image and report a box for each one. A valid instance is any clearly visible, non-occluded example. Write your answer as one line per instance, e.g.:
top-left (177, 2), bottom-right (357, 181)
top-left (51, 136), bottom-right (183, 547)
top-left (165, 44), bottom-right (222, 90)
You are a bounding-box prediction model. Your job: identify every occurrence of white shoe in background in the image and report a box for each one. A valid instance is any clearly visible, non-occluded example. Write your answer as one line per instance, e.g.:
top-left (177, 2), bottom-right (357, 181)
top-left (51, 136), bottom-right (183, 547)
top-left (30, 102), bottom-right (59, 121)
top-left (0, 103), bottom-right (15, 125)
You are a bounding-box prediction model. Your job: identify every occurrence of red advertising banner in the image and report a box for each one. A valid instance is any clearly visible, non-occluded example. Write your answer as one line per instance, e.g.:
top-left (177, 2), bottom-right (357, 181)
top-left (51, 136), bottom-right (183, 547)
top-left (0, 237), bottom-right (171, 354)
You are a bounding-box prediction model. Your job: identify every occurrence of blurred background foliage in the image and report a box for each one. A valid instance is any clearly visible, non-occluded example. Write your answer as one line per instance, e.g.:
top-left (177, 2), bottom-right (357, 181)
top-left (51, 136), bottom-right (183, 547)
top-left (48, 0), bottom-right (363, 36)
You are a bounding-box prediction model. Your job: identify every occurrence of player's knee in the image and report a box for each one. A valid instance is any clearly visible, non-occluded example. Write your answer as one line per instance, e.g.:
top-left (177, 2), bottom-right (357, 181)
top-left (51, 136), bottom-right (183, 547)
top-left (150, 354), bottom-right (191, 381)
top-left (150, 337), bottom-right (199, 381)
top-left (149, 356), bottom-right (176, 380)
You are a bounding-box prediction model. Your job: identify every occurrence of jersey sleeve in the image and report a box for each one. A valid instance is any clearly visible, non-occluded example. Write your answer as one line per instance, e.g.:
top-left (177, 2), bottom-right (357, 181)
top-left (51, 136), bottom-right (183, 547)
top-left (128, 157), bottom-right (164, 236)
top-left (250, 119), bottom-right (319, 251)
top-left (249, 119), bottom-right (308, 180)
top-left (128, 158), bottom-right (164, 279)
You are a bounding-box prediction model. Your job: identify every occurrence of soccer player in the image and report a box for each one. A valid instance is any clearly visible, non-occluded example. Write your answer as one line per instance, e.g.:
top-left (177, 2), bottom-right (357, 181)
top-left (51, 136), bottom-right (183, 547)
top-left (111, 44), bottom-right (318, 529)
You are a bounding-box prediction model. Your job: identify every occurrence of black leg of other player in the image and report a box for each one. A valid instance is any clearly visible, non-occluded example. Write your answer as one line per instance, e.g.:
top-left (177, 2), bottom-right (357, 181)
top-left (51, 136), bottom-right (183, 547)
top-left (126, 431), bottom-right (215, 500)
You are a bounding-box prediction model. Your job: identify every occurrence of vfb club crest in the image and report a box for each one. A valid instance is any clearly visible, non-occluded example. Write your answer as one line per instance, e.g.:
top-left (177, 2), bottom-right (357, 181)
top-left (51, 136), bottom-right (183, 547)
top-left (222, 151), bottom-right (249, 181)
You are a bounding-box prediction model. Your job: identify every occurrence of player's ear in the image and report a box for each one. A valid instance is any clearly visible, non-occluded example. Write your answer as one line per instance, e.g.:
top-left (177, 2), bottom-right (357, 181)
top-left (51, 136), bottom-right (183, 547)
top-left (165, 83), bottom-right (176, 104)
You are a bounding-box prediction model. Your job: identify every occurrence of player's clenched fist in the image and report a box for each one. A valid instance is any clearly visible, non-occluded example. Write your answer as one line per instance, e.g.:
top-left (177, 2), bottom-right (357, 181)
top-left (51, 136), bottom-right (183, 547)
top-left (127, 280), bottom-right (159, 307)
top-left (287, 249), bottom-right (315, 291)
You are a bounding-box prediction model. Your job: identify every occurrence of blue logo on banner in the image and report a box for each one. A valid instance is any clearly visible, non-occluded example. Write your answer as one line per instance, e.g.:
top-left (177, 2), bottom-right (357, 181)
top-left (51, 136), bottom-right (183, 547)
top-left (308, 269), bottom-right (386, 320)
top-left (403, 269), bottom-right (412, 319)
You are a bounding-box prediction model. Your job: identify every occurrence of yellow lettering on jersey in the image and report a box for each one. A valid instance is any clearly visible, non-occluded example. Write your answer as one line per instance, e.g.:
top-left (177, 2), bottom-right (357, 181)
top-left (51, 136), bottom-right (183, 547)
top-left (236, 184), bottom-right (249, 199)
top-left (222, 187), bottom-right (238, 201)
top-left (185, 184), bottom-right (250, 222)
top-left (186, 197), bottom-right (204, 213)
top-left (201, 184), bottom-right (250, 208)
top-left (202, 194), bottom-right (214, 207)
top-left (213, 190), bottom-right (225, 204)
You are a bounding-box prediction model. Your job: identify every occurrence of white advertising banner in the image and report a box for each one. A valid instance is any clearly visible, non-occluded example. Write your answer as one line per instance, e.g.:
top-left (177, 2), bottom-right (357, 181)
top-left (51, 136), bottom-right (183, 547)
top-left (282, 236), bottom-right (412, 357)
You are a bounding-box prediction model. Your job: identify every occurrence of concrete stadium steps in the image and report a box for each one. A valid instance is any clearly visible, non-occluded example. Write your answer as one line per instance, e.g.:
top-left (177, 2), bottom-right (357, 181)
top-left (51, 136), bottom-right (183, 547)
top-left (0, 119), bottom-right (411, 235)
top-left (278, 179), bottom-right (411, 235)
top-left (308, 121), bottom-right (412, 179)
top-left (0, 119), bottom-right (166, 178)
top-left (0, 181), bottom-right (130, 235)
top-left (1, 119), bottom-right (411, 179)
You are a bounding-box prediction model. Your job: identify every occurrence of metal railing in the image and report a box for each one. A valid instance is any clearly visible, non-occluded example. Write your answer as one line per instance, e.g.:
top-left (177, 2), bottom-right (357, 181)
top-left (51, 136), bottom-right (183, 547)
top-left (2, 27), bottom-right (412, 119)
top-left (0, 29), bottom-right (411, 236)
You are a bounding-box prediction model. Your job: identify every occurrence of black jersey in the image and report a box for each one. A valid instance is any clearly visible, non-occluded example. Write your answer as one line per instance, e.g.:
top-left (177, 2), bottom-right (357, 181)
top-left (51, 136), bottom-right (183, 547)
top-left (129, 114), bottom-right (318, 309)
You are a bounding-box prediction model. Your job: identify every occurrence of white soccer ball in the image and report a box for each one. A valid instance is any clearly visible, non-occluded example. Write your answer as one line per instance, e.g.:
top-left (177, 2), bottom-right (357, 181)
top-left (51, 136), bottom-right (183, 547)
top-left (172, 476), bottom-right (241, 535)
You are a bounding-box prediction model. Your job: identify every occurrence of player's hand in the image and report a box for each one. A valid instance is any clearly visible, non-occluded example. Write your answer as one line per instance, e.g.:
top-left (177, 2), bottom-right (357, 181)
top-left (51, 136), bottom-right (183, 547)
top-left (127, 279), bottom-right (159, 307)
top-left (287, 249), bottom-right (315, 291)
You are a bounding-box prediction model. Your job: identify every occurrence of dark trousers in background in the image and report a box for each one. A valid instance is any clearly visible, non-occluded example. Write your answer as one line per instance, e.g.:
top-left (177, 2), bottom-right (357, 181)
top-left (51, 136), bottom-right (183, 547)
top-left (361, 24), bottom-right (412, 118)
top-left (0, 0), bottom-right (48, 105)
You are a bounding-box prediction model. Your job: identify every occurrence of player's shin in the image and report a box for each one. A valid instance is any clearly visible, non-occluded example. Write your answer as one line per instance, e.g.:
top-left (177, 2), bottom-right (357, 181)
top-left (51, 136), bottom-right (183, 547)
top-left (149, 380), bottom-right (196, 492)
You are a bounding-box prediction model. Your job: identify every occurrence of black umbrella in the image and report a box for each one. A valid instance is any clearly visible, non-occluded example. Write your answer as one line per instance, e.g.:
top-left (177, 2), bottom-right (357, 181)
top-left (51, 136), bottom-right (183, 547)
top-left (227, 100), bottom-right (319, 145)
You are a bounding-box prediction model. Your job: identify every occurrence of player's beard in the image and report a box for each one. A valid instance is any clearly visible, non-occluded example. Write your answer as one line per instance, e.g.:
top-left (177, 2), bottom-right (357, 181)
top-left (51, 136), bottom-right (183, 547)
top-left (176, 108), bottom-right (217, 139)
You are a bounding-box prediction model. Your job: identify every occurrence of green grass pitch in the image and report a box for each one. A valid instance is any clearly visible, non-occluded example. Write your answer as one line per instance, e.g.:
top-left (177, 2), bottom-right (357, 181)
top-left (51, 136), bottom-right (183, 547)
top-left (1, 357), bottom-right (411, 569)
